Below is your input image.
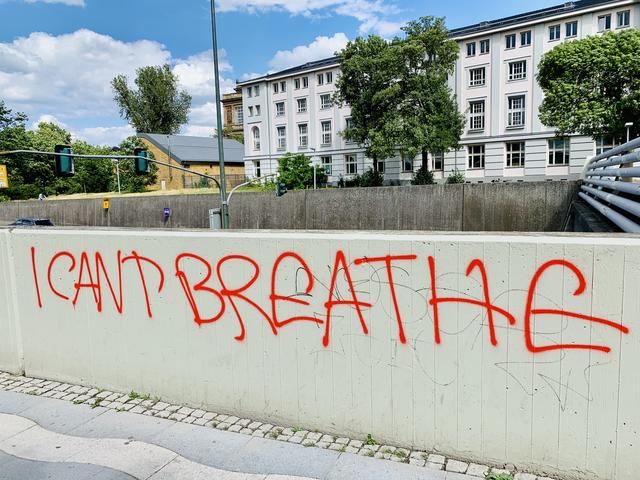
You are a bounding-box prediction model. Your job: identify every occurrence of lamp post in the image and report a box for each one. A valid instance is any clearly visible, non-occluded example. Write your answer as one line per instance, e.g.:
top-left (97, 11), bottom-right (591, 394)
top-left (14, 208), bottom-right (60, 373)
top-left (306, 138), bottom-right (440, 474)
top-left (625, 122), bottom-right (634, 143)
top-left (210, 0), bottom-right (229, 229)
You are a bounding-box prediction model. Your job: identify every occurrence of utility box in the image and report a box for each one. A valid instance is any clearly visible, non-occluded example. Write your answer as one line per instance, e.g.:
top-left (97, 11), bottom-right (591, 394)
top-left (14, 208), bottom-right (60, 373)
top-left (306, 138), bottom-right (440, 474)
top-left (209, 208), bottom-right (222, 230)
top-left (103, 198), bottom-right (110, 210)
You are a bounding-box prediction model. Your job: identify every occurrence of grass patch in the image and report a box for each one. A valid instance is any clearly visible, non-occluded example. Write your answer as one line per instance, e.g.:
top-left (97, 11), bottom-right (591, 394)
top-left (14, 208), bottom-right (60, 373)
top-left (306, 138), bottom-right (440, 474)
top-left (90, 398), bottom-right (102, 409)
top-left (486, 474), bottom-right (513, 480)
top-left (365, 434), bottom-right (378, 446)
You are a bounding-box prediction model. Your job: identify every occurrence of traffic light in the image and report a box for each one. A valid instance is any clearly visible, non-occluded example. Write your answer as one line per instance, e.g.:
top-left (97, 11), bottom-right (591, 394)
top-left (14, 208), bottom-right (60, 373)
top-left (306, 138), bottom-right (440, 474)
top-left (133, 148), bottom-right (150, 175)
top-left (276, 182), bottom-right (287, 197)
top-left (54, 144), bottom-right (74, 177)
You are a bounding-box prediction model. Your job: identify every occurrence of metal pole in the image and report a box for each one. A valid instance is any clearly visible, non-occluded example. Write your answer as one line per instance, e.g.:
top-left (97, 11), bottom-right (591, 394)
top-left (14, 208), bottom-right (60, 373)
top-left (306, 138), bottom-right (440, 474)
top-left (314, 164), bottom-right (317, 190)
top-left (210, 0), bottom-right (229, 229)
top-left (116, 160), bottom-right (121, 194)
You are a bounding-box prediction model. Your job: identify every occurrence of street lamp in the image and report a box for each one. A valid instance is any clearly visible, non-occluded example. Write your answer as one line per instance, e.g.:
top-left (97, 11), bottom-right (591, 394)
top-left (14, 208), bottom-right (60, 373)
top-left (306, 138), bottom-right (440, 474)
top-left (625, 122), bottom-right (634, 143)
top-left (210, 0), bottom-right (229, 228)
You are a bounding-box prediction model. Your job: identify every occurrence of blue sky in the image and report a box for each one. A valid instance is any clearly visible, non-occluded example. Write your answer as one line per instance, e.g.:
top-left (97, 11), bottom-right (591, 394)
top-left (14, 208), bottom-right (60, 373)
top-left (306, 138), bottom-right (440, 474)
top-left (0, 0), bottom-right (561, 145)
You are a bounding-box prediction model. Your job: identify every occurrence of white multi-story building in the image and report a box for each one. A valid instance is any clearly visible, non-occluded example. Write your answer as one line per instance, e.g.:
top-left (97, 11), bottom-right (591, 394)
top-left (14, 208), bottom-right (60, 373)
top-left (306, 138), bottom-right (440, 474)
top-left (239, 0), bottom-right (639, 184)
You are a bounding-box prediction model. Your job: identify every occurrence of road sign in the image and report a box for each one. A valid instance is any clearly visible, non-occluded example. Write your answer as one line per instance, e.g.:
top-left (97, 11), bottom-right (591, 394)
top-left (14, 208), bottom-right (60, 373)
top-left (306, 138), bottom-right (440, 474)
top-left (103, 198), bottom-right (110, 210)
top-left (0, 165), bottom-right (8, 188)
top-left (163, 207), bottom-right (171, 218)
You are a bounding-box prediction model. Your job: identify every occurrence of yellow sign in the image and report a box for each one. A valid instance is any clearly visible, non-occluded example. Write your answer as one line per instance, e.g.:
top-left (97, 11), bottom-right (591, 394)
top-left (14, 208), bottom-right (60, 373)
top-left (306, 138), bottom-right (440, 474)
top-left (103, 198), bottom-right (110, 210)
top-left (0, 165), bottom-right (8, 189)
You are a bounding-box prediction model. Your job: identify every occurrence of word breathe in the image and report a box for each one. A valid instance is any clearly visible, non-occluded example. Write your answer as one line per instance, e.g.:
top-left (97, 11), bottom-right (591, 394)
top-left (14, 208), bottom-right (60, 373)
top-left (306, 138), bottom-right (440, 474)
top-left (30, 247), bottom-right (629, 353)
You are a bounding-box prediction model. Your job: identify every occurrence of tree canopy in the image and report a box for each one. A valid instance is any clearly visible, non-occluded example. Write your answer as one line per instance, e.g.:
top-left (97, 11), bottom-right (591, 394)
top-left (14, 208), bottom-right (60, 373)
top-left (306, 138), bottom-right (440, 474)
top-left (112, 65), bottom-right (192, 135)
top-left (334, 17), bottom-right (464, 167)
top-left (278, 153), bottom-right (327, 190)
top-left (537, 29), bottom-right (640, 140)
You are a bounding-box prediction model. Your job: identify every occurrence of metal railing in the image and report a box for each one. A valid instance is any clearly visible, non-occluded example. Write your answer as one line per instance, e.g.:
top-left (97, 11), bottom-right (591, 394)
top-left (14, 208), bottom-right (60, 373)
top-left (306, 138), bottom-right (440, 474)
top-left (580, 137), bottom-right (640, 233)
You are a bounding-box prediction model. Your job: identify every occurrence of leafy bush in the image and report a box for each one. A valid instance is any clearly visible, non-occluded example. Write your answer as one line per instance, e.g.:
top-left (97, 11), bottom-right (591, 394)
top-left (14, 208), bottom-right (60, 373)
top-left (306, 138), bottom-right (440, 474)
top-left (411, 163), bottom-right (435, 185)
top-left (446, 169), bottom-right (465, 184)
top-left (485, 473), bottom-right (513, 480)
top-left (278, 153), bottom-right (326, 190)
top-left (358, 167), bottom-right (384, 187)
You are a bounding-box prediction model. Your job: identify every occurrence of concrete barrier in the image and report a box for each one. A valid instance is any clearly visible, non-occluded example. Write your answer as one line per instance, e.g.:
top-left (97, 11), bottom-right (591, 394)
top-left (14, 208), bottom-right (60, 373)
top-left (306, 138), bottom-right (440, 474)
top-left (0, 181), bottom-right (580, 232)
top-left (1, 227), bottom-right (639, 480)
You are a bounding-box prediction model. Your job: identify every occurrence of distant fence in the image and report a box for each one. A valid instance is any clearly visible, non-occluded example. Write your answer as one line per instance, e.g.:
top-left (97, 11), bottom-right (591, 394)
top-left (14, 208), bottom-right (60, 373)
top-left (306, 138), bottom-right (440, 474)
top-left (181, 174), bottom-right (248, 190)
top-left (0, 181), bottom-right (580, 232)
top-left (581, 137), bottom-right (640, 232)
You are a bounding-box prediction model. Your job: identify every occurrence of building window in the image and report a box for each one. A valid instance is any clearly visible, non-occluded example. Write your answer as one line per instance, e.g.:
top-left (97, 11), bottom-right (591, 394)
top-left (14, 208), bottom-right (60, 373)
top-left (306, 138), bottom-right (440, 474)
top-left (506, 142), bottom-right (525, 167)
top-left (469, 100), bottom-right (485, 131)
top-left (344, 118), bottom-right (354, 143)
top-left (255, 160), bottom-right (261, 178)
top-left (255, 105), bottom-right (261, 116)
top-left (466, 42), bottom-right (476, 56)
top-left (252, 127), bottom-right (260, 151)
top-left (469, 67), bottom-right (485, 87)
top-left (566, 21), bottom-right (578, 37)
top-left (520, 30), bottom-right (532, 46)
top-left (254, 85), bottom-right (260, 97)
top-left (302, 76), bottom-right (309, 88)
top-left (508, 60), bottom-right (527, 81)
top-left (507, 95), bottom-right (526, 128)
top-left (297, 98), bottom-right (307, 113)
top-left (617, 10), bottom-right (630, 28)
top-left (345, 155), bottom-right (357, 175)
top-left (375, 159), bottom-right (385, 173)
top-left (548, 138), bottom-right (570, 165)
top-left (321, 121), bottom-right (332, 145)
top-left (275, 102), bottom-right (285, 117)
top-left (479, 39), bottom-right (490, 54)
top-left (402, 155), bottom-right (414, 172)
top-left (326, 72), bottom-right (333, 83)
top-left (598, 14), bottom-right (611, 32)
top-left (596, 137), bottom-right (616, 155)
top-left (294, 78), bottom-right (301, 89)
top-left (468, 145), bottom-right (485, 169)
top-left (277, 126), bottom-right (286, 150)
top-left (320, 94), bottom-right (331, 109)
top-left (248, 106), bottom-right (254, 117)
top-left (280, 81), bottom-right (286, 92)
top-left (273, 83), bottom-right (279, 94)
top-left (549, 24), bottom-right (561, 41)
top-left (234, 106), bottom-right (243, 124)
top-left (432, 152), bottom-right (444, 171)
top-left (247, 87), bottom-right (253, 98)
top-left (317, 73), bottom-right (324, 86)
top-left (506, 34), bottom-right (516, 49)
top-left (321, 156), bottom-right (332, 175)
top-left (298, 124), bottom-right (308, 148)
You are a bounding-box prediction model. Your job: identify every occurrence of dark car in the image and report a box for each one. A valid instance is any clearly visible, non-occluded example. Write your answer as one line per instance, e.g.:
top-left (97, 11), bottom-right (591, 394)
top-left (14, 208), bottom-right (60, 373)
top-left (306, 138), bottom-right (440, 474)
top-left (10, 218), bottom-right (54, 227)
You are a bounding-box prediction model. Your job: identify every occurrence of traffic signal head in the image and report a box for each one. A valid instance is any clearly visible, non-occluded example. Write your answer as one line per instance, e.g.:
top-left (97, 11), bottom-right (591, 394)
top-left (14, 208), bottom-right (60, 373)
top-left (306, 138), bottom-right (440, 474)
top-left (133, 148), bottom-right (150, 175)
top-left (276, 182), bottom-right (287, 197)
top-left (54, 144), bottom-right (74, 177)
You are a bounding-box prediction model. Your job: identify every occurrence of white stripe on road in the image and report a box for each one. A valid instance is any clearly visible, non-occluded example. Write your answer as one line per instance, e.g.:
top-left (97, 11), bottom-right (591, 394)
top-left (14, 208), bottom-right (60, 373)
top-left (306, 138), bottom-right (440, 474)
top-left (0, 413), bottom-right (315, 480)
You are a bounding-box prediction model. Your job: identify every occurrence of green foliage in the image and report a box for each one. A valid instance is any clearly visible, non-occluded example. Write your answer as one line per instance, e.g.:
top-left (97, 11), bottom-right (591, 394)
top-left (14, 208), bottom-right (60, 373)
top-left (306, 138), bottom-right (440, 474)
top-left (365, 434), bottom-right (378, 446)
top-left (112, 64), bottom-right (192, 134)
top-left (116, 136), bottom-right (158, 193)
top-left (411, 162), bottom-right (435, 185)
top-left (335, 17), bottom-right (463, 165)
top-left (357, 168), bottom-right (384, 187)
top-left (485, 473), bottom-right (513, 480)
top-left (537, 29), bottom-right (640, 140)
top-left (277, 153), bottom-right (326, 190)
top-left (223, 125), bottom-right (244, 144)
top-left (446, 169), bottom-right (465, 184)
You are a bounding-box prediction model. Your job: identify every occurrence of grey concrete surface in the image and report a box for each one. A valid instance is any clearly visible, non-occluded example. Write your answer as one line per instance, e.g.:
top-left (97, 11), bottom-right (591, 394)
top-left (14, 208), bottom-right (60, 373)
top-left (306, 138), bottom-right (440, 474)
top-left (0, 181), bottom-right (580, 232)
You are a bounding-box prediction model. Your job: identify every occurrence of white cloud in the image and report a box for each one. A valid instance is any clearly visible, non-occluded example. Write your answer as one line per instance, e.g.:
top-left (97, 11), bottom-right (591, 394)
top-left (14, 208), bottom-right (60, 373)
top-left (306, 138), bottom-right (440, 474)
top-left (268, 33), bottom-right (348, 71)
top-left (216, 0), bottom-right (403, 36)
top-left (73, 125), bottom-right (135, 146)
top-left (32, 114), bottom-right (70, 130)
top-left (173, 50), bottom-right (235, 99)
top-left (24, 0), bottom-right (85, 6)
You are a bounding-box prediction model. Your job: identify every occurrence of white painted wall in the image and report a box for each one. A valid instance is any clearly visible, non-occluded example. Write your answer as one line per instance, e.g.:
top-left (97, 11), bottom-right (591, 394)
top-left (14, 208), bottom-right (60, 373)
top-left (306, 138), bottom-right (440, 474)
top-left (2, 228), bottom-right (640, 480)
top-left (0, 230), bottom-right (21, 374)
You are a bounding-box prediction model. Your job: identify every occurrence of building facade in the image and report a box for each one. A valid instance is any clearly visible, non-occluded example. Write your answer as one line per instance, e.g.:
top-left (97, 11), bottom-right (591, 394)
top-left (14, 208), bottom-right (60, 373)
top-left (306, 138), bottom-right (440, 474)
top-left (222, 87), bottom-right (244, 139)
top-left (238, 0), bottom-right (639, 184)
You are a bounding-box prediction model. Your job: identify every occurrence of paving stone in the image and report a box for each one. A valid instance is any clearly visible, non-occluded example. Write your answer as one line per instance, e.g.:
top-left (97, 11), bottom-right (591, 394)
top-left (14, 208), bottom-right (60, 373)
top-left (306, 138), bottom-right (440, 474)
top-left (281, 428), bottom-right (295, 436)
top-left (467, 463), bottom-right (490, 477)
top-left (306, 432), bottom-right (322, 442)
top-left (54, 383), bottom-right (72, 392)
top-left (409, 458), bottom-right (426, 467)
top-left (115, 394), bottom-right (130, 403)
top-left (154, 410), bottom-right (170, 419)
top-left (107, 402), bottom-right (124, 410)
top-left (177, 406), bottom-right (194, 416)
top-left (287, 436), bottom-right (303, 444)
top-left (344, 446), bottom-right (360, 454)
top-left (154, 402), bottom-right (169, 410)
top-left (258, 423), bottom-right (273, 431)
top-left (181, 416), bottom-right (195, 424)
top-left (51, 391), bottom-right (67, 399)
top-left (165, 405), bottom-right (181, 413)
top-left (446, 459), bottom-right (469, 473)
top-left (251, 431), bottom-right (265, 438)
top-left (140, 400), bottom-right (156, 408)
top-left (228, 424), bottom-right (243, 433)
top-left (240, 428), bottom-right (253, 435)
top-left (427, 462), bottom-right (444, 470)
top-left (143, 410), bottom-right (155, 416)
top-left (226, 416), bottom-right (240, 425)
top-left (536, 477), bottom-right (556, 480)
top-left (236, 418), bottom-right (251, 427)
top-left (491, 468), bottom-right (513, 476)
top-left (62, 393), bottom-right (79, 401)
top-left (86, 389), bottom-right (99, 396)
top-left (362, 444), bottom-right (379, 452)
top-left (96, 391), bottom-right (111, 399)
top-left (428, 454), bottom-right (446, 464)
top-left (359, 449), bottom-right (376, 457)
top-left (248, 421), bottom-right (262, 430)
top-left (348, 440), bottom-right (364, 449)
top-left (105, 393), bottom-right (120, 402)
top-left (203, 412), bottom-right (217, 421)
top-left (216, 422), bottom-right (231, 431)
top-left (215, 414), bottom-right (229, 422)
top-left (335, 437), bottom-right (350, 445)
top-left (316, 441), bottom-right (330, 449)
top-left (119, 404), bottom-right (135, 411)
top-left (168, 413), bottom-right (186, 422)
top-left (130, 406), bottom-right (147, 414)
top-left (329, 443), bottom-right (345, 452)
top-left (190, 409), bottom-right (206, 418)
top-left (193, 418), bottom-right (208, 426)
top-left (320, 434), bottom-right (335, 443)
top-left (514, 474), bottom-right (537, 480)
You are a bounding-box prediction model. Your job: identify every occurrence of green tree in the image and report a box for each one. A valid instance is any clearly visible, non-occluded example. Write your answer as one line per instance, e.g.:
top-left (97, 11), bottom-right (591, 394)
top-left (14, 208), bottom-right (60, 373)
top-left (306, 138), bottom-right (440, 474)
top-left (223, 125), bottom-right (244, 144)
top-left (116, 136), bottom-right (158, 193)
top-left (394, 17), bottom-right (465, 164)
top-left (411, 163), bottom-right (435, 185)
top-left (357, 168), bottom-right (384, 187)
top-left (277, 153), bottom-right (326, 190)
top-left (0, 102), bottom-right (37, 199)
top-left (112, 65), bottom-right (192, 134)
top-left (70, 140), bottom-right (115, 194)
top-left (537, 29), bottom-right (640, 140)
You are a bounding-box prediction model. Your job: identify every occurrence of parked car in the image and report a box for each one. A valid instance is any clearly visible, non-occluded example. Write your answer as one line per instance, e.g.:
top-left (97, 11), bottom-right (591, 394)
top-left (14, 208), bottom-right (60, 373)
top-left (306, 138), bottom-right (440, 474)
top-left (10, 218), bottom-right (54, 227)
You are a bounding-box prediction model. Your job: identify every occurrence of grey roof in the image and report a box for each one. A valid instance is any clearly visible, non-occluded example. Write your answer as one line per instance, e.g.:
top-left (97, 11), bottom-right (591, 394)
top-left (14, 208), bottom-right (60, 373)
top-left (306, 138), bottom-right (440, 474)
top-left (449, 0), bottom-right (623, 37)
top-left (138, 133), bottom-right (245, 165)
top-left (237, 57), bottom-right (340, 86)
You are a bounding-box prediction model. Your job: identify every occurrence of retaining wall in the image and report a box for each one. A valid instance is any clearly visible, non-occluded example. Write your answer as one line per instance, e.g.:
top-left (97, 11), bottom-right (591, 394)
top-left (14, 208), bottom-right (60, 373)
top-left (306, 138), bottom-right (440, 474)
top-left (1, 227), bottom-right (638, 480)
top-left (0, 180), bottom-right (579, 231)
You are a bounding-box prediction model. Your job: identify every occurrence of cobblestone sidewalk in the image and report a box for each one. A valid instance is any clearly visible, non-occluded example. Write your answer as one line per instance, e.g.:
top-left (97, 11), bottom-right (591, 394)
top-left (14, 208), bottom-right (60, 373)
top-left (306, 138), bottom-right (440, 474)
top-left (0, 371), bottom-right (555, 480)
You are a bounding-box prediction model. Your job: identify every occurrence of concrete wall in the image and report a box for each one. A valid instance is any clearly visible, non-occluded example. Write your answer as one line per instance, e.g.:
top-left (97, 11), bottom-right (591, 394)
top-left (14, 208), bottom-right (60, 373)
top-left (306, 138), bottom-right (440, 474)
top-left (1, 227), bottom-right (639, 480)
top-left (0, 180), bottom-right (579, 232)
